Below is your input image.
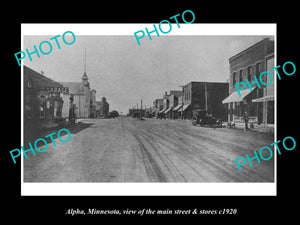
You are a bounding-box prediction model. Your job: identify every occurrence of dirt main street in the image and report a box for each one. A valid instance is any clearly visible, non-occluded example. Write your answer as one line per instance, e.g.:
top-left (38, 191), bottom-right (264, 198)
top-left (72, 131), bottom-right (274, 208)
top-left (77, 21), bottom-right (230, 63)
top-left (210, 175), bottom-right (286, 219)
top-left (24, 117), bottom-right (274, 182)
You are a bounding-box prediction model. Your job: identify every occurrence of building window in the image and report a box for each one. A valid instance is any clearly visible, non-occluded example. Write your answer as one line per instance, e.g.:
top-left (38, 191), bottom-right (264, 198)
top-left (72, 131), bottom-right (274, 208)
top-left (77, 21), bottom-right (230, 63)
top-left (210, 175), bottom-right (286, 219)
top-left (247, 66), bottom-right (252, 81)
top-left (54, 101), bottom-right (62, 118)
top-left (39, 104), bottom-right (45, 118)
top-left (233, 72), bottom-right (236, 85)
top-left (256, 62), bottom-right (261, 76)
top-left (239, 70), bottom-right (243, 82)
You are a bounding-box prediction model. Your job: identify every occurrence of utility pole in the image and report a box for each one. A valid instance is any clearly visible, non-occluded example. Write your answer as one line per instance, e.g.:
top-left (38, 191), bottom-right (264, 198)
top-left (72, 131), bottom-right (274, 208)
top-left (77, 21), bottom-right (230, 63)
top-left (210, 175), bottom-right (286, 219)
top-left (205, 82), bottom-right (208, 112)
top-left (179, 85), bottom-right (184, 120)
top-left (140, 99), bottom-right (143, 119)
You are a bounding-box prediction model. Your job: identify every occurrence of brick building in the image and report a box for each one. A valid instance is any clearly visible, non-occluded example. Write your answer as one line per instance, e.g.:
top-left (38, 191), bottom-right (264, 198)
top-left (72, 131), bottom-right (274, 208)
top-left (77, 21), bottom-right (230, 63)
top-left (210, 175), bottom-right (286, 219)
top-left (181, 81), bottom-right (229, 120)
top-left (222, 37), bottom-right (274, 125)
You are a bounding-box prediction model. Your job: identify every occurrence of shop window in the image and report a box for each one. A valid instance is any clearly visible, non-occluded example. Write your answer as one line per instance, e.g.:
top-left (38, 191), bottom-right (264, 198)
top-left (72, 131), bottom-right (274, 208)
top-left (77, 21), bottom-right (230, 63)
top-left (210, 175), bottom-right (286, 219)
top-left (39, 104), bottom-right (45, 118)
top-left (257, 88), bottom-right (264, 98)
top-left (54, 101), bottom-right (62, 118)
top-left (267, 101), bottom-right (274, 124)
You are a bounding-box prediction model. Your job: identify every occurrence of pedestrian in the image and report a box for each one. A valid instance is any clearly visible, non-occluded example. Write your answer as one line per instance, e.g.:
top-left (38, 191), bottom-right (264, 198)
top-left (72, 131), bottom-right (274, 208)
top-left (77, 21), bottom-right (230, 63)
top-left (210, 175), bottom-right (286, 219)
top-left (69, 107), bottom-right (73, 125)
top-left (243, 111), bottom-right (249, 130)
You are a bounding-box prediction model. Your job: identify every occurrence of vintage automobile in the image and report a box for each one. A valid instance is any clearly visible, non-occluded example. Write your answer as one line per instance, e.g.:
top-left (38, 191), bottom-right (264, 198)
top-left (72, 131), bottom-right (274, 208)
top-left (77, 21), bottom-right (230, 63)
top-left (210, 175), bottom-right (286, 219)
top-left (107, 110), bottom-right (119, 118)
top-left (192, 109), bottom-right (222, 127)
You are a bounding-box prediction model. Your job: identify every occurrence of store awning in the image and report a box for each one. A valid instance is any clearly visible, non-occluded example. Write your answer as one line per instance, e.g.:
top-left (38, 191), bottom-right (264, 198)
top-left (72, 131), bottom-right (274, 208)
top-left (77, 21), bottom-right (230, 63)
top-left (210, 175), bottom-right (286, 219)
top-left (252, 95), bottom-right (274, 103)
top-left (160, 107), bottom-right (167, 113)
top-left (151, 108), bottom-right (158, 114)
top-left (164, 107), bottom-right (172, 114)
top-left (173, 104), bottom-right (183, 111)
top-left (182, 104), bottom-right (190, 111)
top-left (222, 88), bottom-right (253, 104)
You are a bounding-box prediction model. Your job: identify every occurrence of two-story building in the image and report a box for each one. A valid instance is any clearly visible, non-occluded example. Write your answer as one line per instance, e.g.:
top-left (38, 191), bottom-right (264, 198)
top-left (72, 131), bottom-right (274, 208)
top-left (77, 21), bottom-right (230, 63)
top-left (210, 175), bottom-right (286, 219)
top-left (95, 97), bottom-right (110, 118)
top-left (165, 91), bottom-right (182, 119)
top-left (60, 71), bottom-right (94, 119)
top-left (152, 99), bottom-right (163, 118)
top-left (24, 66), bottom-right (64, 130)
top-left (159, 91), bottom-right (182, 119)
top-left (181, 81), bottom-right (228, 120)
top-left (172, 95), bottom-right (183, 119)
top-left (222, 37), bottom-right (274, 126)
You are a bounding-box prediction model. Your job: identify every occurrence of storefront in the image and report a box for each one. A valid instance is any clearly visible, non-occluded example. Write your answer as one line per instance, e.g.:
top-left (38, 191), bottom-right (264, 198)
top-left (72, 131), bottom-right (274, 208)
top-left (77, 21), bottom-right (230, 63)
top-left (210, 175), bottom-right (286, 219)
top-left (38, 92), bottom-right (64, 121)
top-left (24, 66), bottom-right (65, 130)
top-left (222, 87), bottom-right (262, 125)
top-left (181, 104), bottom-right (191, 119)
top-left (172, 103), bottom-right (183, 119)
top-left (164, 107), bottom-right (173, 119)
top-left (252, 95), bottom-right (274, 125)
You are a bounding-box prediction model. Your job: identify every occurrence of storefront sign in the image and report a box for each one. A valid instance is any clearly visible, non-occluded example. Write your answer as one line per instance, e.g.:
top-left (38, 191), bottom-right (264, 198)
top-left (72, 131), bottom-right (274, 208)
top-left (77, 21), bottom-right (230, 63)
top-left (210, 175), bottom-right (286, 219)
top-left (46, 87), bottom-right (69, 94)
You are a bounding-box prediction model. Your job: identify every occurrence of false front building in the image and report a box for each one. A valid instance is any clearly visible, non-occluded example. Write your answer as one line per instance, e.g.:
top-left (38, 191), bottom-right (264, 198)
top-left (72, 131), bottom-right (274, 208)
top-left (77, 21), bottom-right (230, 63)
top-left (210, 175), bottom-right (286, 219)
top-left (180, 81), bottom-right (228, 121)
top-left (60, 71), bottom-right (96, 119)
top-left (23, 66), bottom-right (64, 130)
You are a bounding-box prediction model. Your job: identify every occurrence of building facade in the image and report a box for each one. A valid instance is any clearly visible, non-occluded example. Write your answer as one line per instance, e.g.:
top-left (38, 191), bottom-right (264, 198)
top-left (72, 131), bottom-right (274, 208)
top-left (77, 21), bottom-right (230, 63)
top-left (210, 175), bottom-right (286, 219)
top-left (95, 97), bottom-right (110, 118)
top-left (100, 97), bottom-right (109, 117)
top-left (152, 99), bottom-right (163, 118)
top-left (159, 90), bottom-right (182, 119)
top-left (60, 71), bottom-right (93, 119)
top-left (89, 89), bottom-right (97, 118)
top-left (24, 66), bottom-right (64, 129)
top-left (182, 81), bottom-right (228, 120)
top-left (167, 91), bottom-right (182, 119)
top-left (173, 95), bottom-right (183, 119)
top-left (252, 53), bottom-right (274, 124)
top-left (222, 38), bottom-right (274, 125)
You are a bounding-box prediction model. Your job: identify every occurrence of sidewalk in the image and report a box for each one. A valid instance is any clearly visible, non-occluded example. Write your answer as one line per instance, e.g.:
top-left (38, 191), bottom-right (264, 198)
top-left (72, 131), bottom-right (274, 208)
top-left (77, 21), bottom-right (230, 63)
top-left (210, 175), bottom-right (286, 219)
top-left (151, 118), bottom-right (274, 134)
top-left (23, 120), bottom-right (92, 148)
top-left (231, 123), bottom-right (274, 134)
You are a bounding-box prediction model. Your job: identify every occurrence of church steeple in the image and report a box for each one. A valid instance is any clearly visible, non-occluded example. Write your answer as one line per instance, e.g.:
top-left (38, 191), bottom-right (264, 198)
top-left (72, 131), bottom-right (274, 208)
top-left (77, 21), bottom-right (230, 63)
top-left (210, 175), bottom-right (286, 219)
top-left (81, 48), bottom-right (89, 86)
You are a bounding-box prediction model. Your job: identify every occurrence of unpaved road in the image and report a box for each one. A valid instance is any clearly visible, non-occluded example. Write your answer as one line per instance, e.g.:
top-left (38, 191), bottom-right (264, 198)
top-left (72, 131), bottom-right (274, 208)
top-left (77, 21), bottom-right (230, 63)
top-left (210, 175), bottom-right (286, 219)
top-left (24, 117), bottom-right (274, 182)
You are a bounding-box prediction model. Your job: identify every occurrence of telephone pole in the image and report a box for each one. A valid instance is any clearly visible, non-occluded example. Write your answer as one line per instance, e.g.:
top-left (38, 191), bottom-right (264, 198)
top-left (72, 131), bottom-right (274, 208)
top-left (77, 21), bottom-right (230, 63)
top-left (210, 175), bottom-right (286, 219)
top-left (179, 85), bottom-right (184, 120)
top-left (140, 99), bottom-right (143, 119)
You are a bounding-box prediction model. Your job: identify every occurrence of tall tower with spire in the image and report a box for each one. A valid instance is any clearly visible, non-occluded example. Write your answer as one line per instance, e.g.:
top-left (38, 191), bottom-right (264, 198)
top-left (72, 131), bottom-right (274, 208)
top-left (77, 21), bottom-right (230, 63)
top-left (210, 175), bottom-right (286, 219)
top-left (81, 48), bottom-right (89, 87)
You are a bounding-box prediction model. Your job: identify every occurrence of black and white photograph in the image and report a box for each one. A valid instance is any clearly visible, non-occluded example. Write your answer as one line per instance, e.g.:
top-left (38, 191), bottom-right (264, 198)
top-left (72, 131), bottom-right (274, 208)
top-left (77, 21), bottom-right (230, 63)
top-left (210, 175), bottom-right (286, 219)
top-left (4, 4), bottom-right (299, 222)
top-left (20, 24), bottom-right (276, 196)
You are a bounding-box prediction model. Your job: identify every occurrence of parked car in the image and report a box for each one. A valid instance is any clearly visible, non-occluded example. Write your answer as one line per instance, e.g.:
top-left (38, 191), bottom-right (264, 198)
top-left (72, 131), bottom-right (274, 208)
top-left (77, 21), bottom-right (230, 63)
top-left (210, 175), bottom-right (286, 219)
top-left (108, 110), bottom-right (119, 118)
top-left (192, 109), bottom-right (222, 127)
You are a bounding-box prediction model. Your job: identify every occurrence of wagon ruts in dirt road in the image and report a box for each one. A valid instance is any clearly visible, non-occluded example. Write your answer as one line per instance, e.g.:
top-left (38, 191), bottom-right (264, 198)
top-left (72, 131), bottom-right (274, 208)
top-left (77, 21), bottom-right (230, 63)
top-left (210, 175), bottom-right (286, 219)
top-left (192, 109), bottom-right (223, 128)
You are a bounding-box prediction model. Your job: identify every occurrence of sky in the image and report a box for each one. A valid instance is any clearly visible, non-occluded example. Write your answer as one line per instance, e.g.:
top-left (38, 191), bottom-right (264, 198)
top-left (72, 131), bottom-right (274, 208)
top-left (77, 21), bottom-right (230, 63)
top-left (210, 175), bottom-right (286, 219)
top-left (23, 35), bottom-right (270, 114)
